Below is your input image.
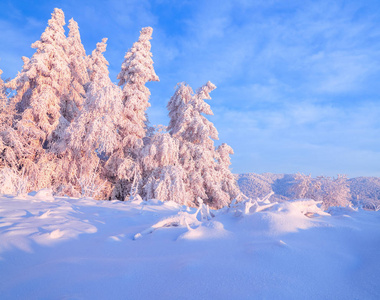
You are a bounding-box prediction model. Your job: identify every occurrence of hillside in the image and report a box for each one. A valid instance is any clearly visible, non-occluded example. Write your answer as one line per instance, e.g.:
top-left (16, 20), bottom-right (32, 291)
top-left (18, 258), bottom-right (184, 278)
top-left (237, 173), bottom-right (380, 209)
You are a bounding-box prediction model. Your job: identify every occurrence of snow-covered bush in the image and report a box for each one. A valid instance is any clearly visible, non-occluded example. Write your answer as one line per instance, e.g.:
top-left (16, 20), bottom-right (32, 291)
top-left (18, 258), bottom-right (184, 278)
top-left (0, 168), bottom-right (28, 195)
top-left (318, 175), bottom-right (351, 210)
top-left (289, 173), bottom-right (351, 210)
top-left (289, 173), bottom-right (321, 200)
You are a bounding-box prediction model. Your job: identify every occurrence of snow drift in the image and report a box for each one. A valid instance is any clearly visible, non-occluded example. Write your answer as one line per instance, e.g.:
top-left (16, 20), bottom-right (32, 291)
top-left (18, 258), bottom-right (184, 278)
top-left (1, 192), bottom-right (379, 299)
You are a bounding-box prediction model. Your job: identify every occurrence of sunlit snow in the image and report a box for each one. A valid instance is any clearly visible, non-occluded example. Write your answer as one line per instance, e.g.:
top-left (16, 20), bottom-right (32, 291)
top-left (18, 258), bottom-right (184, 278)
top-left (1, 192), bottom-right (379, 299)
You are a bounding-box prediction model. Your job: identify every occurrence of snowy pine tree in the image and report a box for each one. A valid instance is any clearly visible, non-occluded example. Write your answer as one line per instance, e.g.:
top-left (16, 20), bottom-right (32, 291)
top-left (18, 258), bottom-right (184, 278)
top-left (57, 38), bottom-right (122, 199)
top-left (167, 82), bottom-right (239, 208)
top-left (64, 18), bottom-right (90, 122)
top-left (0, 69), bottom-right (7, 113)
top-left (8, 8), bottom-right (71, 148)
top-left (215, 143), bottom-right (240, 205)
top-left (67, 38), bottom-right (122, 157)
top-left (106, 27), bottom-right (159, 200)
top-left (117, 26), bottom-right (159, 150)
top-left (0, 68), bottom-right (15, 169)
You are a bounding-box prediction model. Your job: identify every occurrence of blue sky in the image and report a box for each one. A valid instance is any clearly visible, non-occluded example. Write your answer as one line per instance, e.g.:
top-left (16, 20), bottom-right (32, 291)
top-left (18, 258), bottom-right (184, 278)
top-left (1, 0), bottom-right (380, 177)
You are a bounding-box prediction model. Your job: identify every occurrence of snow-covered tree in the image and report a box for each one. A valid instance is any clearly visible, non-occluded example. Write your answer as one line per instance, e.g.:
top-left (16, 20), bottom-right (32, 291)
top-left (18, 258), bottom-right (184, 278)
top-left (8, 8), bottom-right (71, 148)
top-left (0, 10), bottom-right (241, 204)
top-left (106, 27), bottom-right (159, 200)
top-left (215, 143), bottom-right (240, 204)
top-left (0, 68), bottom-right (13, 133)
top-left (167, 82), bottom-right (239, 208)
top-left (1, 8), bottom-right (75, 192)
top-left (64, 18), bottom-right (90, 122)
top-left (0, 68), bottom-right (15, 170)
top-left (318, 175), bottom-right (351, 209)
top-left (0, 67), bottom-right (21, 170)
top-left (289, 173), bottom-right (321, 200)
top-left (139, 128), bottom-right (191, 204)
top-left (0, 69), bottom-right (7, 112)
top-left (2, 65), bottom-right (55, 192)
top-left (167, 83), bottom-right (194, 139)
top-left (57, 38), bottom-right (122, 199)
top-left (117, 26), bottom-right (159, 150)
top-left (67, 38), bottom-right (122, 156)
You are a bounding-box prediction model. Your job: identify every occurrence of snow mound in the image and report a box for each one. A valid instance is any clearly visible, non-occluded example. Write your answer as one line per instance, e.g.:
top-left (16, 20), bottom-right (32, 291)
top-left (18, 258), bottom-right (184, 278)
top-left (134, 211), bottom-right (200, 240)
top-left (33, 188), bottom-right (55, 201)
top-left (178, 221), bottom-right (229, 240)
top-left (230, 198), bottom-right (330, 235)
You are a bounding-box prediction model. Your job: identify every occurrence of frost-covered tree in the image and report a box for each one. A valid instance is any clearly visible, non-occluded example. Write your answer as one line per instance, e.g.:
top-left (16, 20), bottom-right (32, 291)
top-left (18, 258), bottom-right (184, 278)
top-left (57, 38), bottom-right (122, 198)
top-left (106, 27), bottom-right (159, 200)
top-left (117, 26), bottom-right (159, 150)
top-left (139, 128), bottom-right (191, 204)
top-left (0, 68), bottom-right (16, 169)
top-left (64, 18), bottom-right (90, 122)
top-left (2, 65), bottom-right (55, 192)
top-left (215, 143), bottom-right (240, 204)
top-left (289, 173), bottom-right (321, 200)
top-left (0, 68), bottom-right (22, 170)
top-left (2, 8), bottom-right (74, 191)
top-left (167, 82), bottom-right (239, 208)
top-left (318, 175), bottom-right (351, 209)
top-left (67, 38), bottom-right (122, 156)
top-left (0, 68), bottom-right (12, 133)
top-left (167, 83), bottom-right (194, 139)
top-left (0, 11), bottom-right (241, 204)
top-left (8, 8), bottom-right (71, 148)
top-left (0, 69), bottom-right (7, 112)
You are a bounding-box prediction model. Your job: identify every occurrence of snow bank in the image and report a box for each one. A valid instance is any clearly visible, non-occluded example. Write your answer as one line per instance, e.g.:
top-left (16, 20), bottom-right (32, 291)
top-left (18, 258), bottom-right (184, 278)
top-left (1, 194), bottom-right (380, 299)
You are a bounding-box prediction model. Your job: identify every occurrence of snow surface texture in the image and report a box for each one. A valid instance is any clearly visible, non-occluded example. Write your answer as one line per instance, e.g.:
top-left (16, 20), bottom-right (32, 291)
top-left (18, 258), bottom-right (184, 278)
top-left (1, 193), bottom-right (380, 299)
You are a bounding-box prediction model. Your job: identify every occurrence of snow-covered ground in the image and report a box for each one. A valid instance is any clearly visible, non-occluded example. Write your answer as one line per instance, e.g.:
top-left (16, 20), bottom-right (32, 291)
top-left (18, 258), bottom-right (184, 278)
top-left (1, 191), bottom-right (380, 300)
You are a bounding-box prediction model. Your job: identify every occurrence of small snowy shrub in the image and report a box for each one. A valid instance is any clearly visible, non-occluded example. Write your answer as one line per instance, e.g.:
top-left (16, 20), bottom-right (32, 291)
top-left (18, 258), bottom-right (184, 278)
top-left (318, 175), bottom-right (351, 210)
top-left (289, 173), bottom-right (351, 210)
top-left (0, 168), bottom-right (28, 195)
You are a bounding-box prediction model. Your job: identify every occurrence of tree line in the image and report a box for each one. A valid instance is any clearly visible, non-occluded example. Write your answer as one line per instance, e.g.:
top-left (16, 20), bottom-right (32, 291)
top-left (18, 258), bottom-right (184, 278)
top-left (0, 8), bottom-right (239, 208)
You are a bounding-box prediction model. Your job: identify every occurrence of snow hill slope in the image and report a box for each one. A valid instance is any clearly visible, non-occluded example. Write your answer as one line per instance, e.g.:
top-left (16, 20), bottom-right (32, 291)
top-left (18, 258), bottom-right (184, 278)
top-left (237, 173), bottom-right (380, 209)
top-left (1, 191), bottom-right (380, 299)
top-left (236, 173), bottom-right (295, 202)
